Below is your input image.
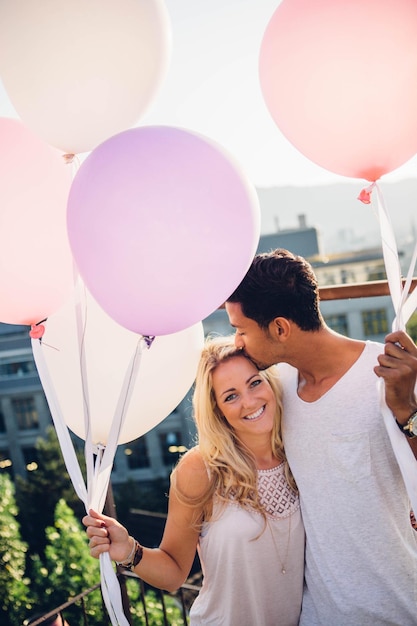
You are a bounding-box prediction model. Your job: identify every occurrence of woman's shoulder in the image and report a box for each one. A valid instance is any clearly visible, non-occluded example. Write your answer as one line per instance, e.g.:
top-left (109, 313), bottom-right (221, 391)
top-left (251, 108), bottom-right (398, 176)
top-left (172, 446), bottom-right (210, 497)
top-left (177, 446), bottom-right (205, 470)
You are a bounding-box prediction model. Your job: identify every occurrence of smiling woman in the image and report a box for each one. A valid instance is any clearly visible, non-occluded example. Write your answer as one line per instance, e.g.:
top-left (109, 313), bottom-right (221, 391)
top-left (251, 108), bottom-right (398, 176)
top-left (83, 335), bottom-right (305, 626)
top-left (210, 352), bottom-right (279, 459)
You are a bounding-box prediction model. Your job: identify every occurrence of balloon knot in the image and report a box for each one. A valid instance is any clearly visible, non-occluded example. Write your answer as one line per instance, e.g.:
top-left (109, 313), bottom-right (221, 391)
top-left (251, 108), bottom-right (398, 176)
top-left (143, 335), bottom-right (155, 349)
top-left (357, 183), bottom-right (375, 204)
top-left (29, 320), bottom-right (46, 340)
top-left (63, 153), bottom-right (75, 164)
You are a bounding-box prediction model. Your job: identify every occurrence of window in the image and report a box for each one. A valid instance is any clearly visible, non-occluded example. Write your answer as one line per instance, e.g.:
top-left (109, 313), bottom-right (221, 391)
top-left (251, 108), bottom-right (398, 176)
top-left (367, 266), bottom-right (386, 281)
top-left (159, 431), bottom-right (187, 467)
top-left (362, 309), bottom-right (388, 337)
top-left (12, 397), bottom-right (39, 430)
top-left (340, 269), bottom-right (355, 284)
top-left (324, 314), bottom-right (349, 336)
top-left (124, 437), bottom-right (150, 469)
top-left (0, 449), bottom-right (13, 475)
top-left (0, 411), bottom-right (5, 433)
top-left (22, 446), bottom-right (39, 472)
top-left (0, 357), bottom-right (36, 377)
top-left (321, 273), bottom-right (336, 286)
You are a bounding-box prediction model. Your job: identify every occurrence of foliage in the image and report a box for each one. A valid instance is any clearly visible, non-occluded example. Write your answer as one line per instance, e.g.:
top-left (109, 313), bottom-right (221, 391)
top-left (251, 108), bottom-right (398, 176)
top-left (15, 426), bottom-right (85, 558)
top-left (30, 499), bottom-right (103, 626)
top-left (0, 473), bottom-right (32, 626)
top-left (406, 312), bottom-right (417, 343)
top-left (126, 583), bottom-right (185, 626)
top-left (29, 499), bottom-right (186, 625)
top-left (5, 427), bottom-right (190, 625)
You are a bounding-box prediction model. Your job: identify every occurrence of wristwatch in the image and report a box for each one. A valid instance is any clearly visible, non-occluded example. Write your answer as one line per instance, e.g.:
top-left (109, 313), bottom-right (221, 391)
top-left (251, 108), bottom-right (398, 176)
top-left (396, 410), bottom-right (417, 439)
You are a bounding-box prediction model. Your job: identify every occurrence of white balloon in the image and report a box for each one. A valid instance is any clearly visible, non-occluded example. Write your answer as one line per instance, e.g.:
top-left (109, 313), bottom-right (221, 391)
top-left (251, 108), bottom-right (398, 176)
top-left (42, 286), bottom-right (204, 445)
top-left (0, 0), bottom-right (171, 154)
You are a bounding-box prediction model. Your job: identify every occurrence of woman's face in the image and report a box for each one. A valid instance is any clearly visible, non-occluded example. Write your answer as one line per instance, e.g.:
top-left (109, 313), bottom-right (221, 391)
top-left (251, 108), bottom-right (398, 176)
top-left (212, 355), bottom-right (276, 443)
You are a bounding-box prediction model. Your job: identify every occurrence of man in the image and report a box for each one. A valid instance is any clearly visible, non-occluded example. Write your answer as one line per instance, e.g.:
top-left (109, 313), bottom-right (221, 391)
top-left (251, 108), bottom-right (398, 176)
top-left (226, 248), bottom-right (417, 626)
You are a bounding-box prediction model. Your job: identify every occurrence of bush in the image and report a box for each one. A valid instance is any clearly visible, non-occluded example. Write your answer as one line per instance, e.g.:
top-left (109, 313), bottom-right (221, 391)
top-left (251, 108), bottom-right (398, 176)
top-left (0, 473), bottom-right (32, 626)
top-left (30, 499), bottom-right (103, 626)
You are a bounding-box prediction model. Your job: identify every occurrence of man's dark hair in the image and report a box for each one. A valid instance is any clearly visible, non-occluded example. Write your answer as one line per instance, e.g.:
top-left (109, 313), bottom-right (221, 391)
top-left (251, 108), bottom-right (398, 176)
top-left (227, 248), bottom-right (323, 331)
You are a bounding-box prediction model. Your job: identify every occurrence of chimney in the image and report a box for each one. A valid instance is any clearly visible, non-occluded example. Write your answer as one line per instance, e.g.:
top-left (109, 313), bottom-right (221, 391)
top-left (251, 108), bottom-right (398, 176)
top-left (298, 214), bottom-right (307, 229)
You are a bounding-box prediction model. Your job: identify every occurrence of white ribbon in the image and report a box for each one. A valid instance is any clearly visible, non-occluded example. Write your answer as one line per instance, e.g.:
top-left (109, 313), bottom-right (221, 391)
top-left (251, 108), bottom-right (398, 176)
top-left (367, 183), bottom-right (417, 515)
top-left (31, 283), bottom-right (149, 626)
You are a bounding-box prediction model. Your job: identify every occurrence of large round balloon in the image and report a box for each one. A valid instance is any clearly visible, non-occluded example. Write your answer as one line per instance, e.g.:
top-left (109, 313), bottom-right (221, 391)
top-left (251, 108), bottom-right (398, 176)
top-left (67, 125), bottom-right (260, 336)
top-left (0, 118), bottom-right (74, 325)
top-left (259, 0), bottom-right (417, 181)
top-left (42, 285), bottom-right (204, 446)
top-left (0, 0), bottom-right (171, 154)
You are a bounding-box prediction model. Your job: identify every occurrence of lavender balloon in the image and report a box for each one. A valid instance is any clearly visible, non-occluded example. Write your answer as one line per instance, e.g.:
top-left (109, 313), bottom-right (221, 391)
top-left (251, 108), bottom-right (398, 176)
top-left (67, 126), bottom-right (260, 335)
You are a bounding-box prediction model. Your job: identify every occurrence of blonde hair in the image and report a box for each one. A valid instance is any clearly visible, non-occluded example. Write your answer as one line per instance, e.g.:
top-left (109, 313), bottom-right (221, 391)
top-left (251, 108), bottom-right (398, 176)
top-left (172, 335), bottom-right (295, 526)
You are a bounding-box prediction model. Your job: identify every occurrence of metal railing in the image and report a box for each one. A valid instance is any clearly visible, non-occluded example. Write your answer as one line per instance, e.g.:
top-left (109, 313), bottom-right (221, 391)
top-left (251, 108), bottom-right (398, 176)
top-left (25, 572), bottom-right (201, 626)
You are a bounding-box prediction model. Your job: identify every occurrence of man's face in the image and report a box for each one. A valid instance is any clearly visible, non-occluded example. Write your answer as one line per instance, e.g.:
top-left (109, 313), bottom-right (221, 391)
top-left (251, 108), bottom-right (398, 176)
top-left (225, 301), bottom-right (281, 370)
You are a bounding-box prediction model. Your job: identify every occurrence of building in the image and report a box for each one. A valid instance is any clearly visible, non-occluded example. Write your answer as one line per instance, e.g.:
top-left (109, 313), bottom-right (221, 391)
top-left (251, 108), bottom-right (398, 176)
top-left (0, 216), bottom-right (397, 484)
top-left (206, 217), bottom-right (396, 343)
top-left (0, 322), bottom-right (194, 484)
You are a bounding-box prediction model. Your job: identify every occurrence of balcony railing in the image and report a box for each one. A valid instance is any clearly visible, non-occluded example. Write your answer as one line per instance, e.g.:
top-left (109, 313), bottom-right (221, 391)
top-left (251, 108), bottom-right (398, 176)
top-left (24, 571), bottom-right (201, 626)
top-left (318, 277), bottom-right (417, 300)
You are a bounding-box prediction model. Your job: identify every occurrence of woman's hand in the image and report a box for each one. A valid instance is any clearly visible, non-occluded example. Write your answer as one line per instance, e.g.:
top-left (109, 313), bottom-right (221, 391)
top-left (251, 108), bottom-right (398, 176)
top-left (82, 509), bottom-right (133, 563)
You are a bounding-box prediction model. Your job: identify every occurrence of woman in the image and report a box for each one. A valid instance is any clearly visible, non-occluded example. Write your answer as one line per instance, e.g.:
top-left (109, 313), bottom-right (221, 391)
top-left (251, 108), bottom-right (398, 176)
top-left (83, 336), bottom-right (305, 625)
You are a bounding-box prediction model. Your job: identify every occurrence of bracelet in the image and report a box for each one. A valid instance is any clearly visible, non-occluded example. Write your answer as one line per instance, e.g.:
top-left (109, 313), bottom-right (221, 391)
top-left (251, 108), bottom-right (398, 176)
top-left (115, 537), bottom-right (143, 571)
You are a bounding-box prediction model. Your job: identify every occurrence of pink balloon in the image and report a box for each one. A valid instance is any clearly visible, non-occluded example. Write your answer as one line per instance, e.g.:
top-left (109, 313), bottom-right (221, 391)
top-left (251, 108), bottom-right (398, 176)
top-left (0, 118), bottom-right (74, 325)
top-left (259, 0), bottom-right (417, 181)
top-left (67, 126), bottom-right (260, 336)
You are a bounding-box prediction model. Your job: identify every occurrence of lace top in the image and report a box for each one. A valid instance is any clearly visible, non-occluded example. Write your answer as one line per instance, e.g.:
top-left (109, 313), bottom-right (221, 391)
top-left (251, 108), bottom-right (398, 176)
top-left (258, 463), bottom-right (299, 519)
top-left (189, 462), bottom-right (305, 625)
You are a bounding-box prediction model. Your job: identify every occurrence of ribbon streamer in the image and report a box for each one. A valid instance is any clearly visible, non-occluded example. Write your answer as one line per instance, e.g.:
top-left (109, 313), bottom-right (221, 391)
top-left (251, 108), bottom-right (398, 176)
top-left (360, 182), bottom-right (417, 514)
top-left (31, 285), bottom-right (150, 626)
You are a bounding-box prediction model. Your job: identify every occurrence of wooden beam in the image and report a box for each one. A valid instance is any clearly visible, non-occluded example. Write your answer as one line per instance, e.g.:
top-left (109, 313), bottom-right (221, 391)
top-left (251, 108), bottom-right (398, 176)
top-left (319, 278), bottom-right (417, 300)
top-left (218, 278), bottom-right (417, 307)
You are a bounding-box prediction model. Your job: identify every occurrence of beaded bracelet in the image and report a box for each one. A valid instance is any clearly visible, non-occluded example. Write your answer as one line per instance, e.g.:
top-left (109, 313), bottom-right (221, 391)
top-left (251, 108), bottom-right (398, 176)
top-left (115, 537), bottom-right (144, 571)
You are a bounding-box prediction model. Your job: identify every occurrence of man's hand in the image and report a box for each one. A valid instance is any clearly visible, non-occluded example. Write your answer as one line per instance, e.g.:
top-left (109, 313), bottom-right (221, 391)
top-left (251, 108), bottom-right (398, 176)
top-left (374, 330), bottom-right (417, 422)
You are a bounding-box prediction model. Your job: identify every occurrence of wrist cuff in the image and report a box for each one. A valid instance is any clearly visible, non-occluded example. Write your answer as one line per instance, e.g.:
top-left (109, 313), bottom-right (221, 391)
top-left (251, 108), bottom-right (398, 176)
top-left (115, 537), bottom-right (143, 570)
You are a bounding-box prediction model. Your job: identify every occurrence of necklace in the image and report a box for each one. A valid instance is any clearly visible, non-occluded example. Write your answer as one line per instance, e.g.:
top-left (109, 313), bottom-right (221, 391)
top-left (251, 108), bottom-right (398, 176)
top-left (257, 463), bottom-right (296, 574)
top-left (267, 512), bottom-right (292, 575)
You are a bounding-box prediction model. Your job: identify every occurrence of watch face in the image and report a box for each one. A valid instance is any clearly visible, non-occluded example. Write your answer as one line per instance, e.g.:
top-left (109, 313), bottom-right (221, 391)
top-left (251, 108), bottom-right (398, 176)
top-left (411, 414), bottom-right (417, 436)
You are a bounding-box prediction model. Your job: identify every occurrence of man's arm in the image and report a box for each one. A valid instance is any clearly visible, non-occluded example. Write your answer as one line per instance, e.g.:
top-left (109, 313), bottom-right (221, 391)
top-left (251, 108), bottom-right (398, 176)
top-left (374, 330), bottom-right (417, 459)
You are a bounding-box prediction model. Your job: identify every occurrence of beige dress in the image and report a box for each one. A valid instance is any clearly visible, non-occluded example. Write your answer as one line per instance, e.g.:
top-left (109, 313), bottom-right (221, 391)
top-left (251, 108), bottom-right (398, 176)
top-left (189, 463), bottom-right (305, 626)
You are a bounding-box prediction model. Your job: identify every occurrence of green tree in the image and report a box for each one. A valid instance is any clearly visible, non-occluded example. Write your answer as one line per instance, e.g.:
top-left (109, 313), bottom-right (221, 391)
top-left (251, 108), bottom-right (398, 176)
top-left (30, 499), bottom-right (103, 626)
top-left (0, 473), bottom-right (32, 626)
top-left (406, 311), bottom-right (417, 343)
top-left (127, 586), bottom-right (184, 626)
top-left (15, 426), bottom-right (85, 558)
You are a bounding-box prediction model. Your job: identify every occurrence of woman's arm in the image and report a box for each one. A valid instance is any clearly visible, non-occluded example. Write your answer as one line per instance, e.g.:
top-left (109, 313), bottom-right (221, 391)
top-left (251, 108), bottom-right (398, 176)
top-left (83, 448), bottom-right (209, 592)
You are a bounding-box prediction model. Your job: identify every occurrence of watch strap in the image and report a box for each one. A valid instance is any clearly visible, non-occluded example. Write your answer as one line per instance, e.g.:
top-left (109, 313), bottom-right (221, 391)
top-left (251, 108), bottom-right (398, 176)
top-left (396, 410), bottom-right (417, 439)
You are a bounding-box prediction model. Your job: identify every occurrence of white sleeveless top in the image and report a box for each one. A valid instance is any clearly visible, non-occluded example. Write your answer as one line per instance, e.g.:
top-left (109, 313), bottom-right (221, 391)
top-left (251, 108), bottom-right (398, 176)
top-left (189, 462), bottom-right (305, 626)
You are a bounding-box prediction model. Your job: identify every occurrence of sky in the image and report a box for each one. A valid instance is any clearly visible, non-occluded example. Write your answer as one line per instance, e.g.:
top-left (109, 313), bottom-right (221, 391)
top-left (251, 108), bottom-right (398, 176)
top-left (1, 0), bottom-right (417, 189)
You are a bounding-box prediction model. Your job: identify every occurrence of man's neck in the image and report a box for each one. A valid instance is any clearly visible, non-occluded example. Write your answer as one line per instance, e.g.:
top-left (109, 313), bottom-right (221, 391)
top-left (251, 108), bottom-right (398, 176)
top-left (292, 328), bottom-right (365, 402)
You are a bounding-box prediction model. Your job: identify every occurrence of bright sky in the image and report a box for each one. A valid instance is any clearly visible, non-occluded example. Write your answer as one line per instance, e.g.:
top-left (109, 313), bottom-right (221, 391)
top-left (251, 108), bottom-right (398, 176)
top-left (1, 0), bottom-right (417, 188)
